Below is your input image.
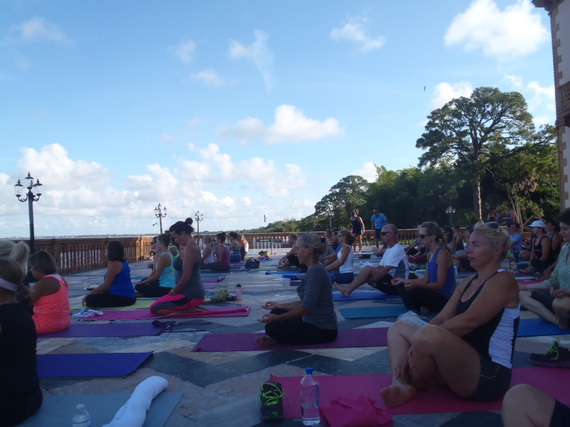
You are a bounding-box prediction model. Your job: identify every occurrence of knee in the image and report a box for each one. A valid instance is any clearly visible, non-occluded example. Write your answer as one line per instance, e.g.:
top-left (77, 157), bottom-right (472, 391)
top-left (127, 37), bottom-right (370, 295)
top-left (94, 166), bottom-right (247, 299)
top-left (553, 297), bottom-right (570, 313)
top-left (412, 325), bottom-right (445, 350)
top-left (502, 384), bottom-right (534, 414)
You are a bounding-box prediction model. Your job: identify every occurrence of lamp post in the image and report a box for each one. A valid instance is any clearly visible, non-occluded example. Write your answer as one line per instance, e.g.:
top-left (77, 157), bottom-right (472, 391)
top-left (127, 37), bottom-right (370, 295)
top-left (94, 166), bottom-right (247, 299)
top-left (154, 203), bottom-right (167, 234)
top-left (327, 203), bottom-right (333, 229)
top-left (14, 172), bottom-right (43, 254)
top-left (445, 205), bottom-right (456, 227)
top-left (194, 210), bottom-right (204, 246)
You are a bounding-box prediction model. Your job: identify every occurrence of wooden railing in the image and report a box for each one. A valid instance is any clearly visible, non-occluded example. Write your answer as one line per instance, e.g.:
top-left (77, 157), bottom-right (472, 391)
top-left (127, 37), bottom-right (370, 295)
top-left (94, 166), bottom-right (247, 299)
top-left (14, 229), bottom-right (421, 275)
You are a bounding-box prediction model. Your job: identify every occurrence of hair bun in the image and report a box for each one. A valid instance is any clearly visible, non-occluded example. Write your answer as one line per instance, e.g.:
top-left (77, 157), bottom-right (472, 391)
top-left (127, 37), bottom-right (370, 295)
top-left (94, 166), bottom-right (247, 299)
top-left (185, 218), bottom-right (194, 225)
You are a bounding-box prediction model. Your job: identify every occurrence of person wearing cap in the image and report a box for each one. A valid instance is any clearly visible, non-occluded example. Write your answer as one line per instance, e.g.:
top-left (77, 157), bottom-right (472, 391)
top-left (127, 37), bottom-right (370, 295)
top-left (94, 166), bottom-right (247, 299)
top-left (0, 257), bottom-right (43, 425)
top-left (519, 219), bottom-right (554, 275)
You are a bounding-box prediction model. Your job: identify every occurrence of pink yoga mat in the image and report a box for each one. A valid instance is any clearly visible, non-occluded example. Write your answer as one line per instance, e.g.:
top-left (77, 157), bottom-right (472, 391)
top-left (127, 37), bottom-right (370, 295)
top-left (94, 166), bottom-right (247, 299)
top-left (271, 367), bottom-right (570, 417)
top-left (80, 306), bottom-right (251, 321)
top-left (192, 327), bottom-right (388, 352)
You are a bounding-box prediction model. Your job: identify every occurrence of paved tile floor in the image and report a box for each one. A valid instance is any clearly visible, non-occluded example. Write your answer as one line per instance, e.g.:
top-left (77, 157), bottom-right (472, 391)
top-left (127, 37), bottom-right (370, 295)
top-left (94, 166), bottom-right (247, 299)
top-left (35, 247), bottom-right (569, 426)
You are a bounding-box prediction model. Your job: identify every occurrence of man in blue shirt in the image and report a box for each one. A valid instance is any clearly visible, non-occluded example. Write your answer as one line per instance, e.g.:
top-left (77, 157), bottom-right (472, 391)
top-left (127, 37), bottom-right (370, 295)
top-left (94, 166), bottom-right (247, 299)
top-left (509, 222), bottom-right (524, 262)
top-left (370, 208), bottom-right (387, 248)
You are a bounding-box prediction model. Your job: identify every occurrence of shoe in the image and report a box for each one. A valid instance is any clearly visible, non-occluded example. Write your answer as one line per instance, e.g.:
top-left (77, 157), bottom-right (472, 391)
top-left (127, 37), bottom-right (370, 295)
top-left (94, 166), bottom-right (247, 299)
top-left (530, 339), bottom-right (570, 368)
top-left (258, 381), bottom-right (284, 421)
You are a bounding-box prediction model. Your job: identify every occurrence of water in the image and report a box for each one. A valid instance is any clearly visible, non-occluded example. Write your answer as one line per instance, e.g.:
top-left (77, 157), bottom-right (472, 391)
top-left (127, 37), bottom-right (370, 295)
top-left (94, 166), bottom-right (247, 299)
top-left (301, 402), bottom-right (320, 425)
top-left (301, 367), bottom-right (320, 426)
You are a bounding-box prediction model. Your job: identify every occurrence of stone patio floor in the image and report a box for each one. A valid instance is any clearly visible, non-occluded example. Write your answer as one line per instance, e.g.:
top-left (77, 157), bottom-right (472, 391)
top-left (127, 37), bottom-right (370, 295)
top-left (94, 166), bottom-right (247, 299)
top-left (36, 246), bottom-right (569, 427)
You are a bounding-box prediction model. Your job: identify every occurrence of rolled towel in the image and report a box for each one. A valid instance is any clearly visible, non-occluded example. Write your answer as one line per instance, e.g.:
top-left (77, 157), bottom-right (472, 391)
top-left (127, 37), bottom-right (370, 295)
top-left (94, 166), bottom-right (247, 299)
top-left (103, 376), bottom-right (168, 427)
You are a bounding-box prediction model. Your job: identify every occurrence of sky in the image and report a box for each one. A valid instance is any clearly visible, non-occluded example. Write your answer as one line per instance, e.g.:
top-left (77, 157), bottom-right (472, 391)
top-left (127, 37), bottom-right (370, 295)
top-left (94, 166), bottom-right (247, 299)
top-left (0, 0), bottom-right (556, 238)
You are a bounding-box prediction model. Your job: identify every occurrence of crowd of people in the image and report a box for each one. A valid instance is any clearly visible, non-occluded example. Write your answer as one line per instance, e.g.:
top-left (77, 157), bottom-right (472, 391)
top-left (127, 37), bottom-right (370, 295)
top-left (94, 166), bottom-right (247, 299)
top-left (2, 205), bottom-right (570, 426)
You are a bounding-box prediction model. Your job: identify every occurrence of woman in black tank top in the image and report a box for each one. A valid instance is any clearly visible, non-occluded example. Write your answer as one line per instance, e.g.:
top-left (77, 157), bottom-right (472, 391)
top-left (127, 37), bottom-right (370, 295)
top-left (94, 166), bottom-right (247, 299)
top-left (380, 222), bottom-right (519, 407)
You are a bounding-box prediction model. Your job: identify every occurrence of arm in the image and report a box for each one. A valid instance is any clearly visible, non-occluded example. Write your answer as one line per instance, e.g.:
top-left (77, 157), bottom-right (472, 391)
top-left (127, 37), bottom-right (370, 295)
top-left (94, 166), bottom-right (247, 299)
top-left (440, 272), bottom-right (518, 336)
top-left (326, 245), bottom-right (349, 271)
top-left (201, 246), bottom-right (212, 262)
top-left (29, 276), bottom-right (61, 304)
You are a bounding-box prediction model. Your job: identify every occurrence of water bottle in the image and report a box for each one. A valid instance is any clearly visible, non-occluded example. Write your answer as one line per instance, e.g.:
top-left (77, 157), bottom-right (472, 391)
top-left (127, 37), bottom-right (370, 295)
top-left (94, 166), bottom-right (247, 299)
top-left (300, 367), bottom-right (320, 425)
top-left (235, 284), bottom-right (242, 301)
top-left (72, 403), bottom-right (91, 427)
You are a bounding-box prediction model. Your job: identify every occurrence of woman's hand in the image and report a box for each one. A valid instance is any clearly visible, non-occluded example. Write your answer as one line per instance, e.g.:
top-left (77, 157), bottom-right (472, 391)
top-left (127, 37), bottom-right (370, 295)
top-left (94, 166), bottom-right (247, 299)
top-left (404, 281), bottom-right (418, 290)
top-left (258, 313), bottom-right (278, 323)
top-left (551, 288), bottom-right (569, 298)
top-left (262, 301), bottom-right (279, 310)
top-left (391, 278), bottom-right (404, 285)
top-left (169, 289), bottom-right (180, 296)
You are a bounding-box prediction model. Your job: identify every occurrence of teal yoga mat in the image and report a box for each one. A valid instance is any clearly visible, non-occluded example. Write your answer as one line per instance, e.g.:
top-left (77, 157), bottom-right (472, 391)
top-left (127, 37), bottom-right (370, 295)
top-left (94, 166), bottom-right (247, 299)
top-left (517, 318), bottom-right (569, 337)
top-left (339, 305), bottom-right (408, 319)
top-left (19, 391), bottom-right (183, 427)
top-left (333, 291), bottom-right (400, 301)
top-left (37, 352), bottom-right (153, 378)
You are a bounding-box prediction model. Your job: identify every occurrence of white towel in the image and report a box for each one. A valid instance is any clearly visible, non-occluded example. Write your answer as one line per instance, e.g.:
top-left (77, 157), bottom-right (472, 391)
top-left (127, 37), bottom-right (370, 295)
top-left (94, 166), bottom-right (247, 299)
top-left (103, 376), bottom-right (169, 427)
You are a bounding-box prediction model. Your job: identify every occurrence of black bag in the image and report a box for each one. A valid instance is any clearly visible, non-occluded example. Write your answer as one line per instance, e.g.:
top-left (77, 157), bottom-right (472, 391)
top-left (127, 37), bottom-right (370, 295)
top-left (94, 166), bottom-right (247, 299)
top-left (245, 258), bottom-right (260, 269)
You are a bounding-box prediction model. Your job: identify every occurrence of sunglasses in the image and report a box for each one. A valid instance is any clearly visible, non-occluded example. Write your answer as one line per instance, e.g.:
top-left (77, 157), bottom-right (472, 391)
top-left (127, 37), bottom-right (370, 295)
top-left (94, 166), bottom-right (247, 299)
top-left (380, 231), bottom-right (392, 236)
top-left (418, 234), bottom-right (433, 239)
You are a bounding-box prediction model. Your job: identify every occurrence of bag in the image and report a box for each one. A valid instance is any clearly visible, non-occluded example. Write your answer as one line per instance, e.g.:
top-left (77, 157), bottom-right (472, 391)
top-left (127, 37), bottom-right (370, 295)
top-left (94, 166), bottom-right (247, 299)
top-left (321, 396), bottom-right (393, 427)
top-left (209, 289), bottom-right (229, 303)
top-left (245, 258), bottom-right (260, 269)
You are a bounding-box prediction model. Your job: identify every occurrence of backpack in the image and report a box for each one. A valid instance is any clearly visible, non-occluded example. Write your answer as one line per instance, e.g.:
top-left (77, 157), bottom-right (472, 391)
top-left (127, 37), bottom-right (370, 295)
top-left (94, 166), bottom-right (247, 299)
top-left (245, 258), bottom-right (260, 269)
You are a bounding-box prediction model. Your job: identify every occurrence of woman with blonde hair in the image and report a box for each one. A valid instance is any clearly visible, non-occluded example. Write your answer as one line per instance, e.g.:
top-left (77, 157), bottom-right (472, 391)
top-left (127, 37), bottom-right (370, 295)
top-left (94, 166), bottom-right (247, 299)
top-left (0, 240), bottom-right (30, 274)
top-left (381, 222), bottom-right (519, 407)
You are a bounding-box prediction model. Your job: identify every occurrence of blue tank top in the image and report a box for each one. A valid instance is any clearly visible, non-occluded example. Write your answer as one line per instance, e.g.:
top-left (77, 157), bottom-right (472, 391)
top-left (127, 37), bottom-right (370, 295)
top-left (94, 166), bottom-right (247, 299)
top-left (107, 261), bottom-right (136, 298)
top-left (158, 252), bottom-right (175, 288)
top-left (428, 247), bottom-right (455, 294)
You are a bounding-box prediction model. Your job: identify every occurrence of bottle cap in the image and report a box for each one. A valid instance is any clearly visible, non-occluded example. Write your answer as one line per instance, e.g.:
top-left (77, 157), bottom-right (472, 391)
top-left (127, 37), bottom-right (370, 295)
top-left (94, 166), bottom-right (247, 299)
top-left (236, 284), bottom-right (241, 288)
top-left (76, 404), bottom-right (85, 410)
top-left (305, 367), bottom-right (313, 374)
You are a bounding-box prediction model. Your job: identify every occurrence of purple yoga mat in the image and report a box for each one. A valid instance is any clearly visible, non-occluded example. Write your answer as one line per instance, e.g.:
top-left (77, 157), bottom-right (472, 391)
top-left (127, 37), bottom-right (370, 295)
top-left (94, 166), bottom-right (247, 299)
top-left (80, 306), bottom-right (251, 321)
top-left (37, 352), bottom-right (153, 378)
top-left (202, 276), bottom-right (225, 283)
top-left (192, 327), bottom-right (388, 352)
top-left (272, 367), bottom-right (570, 418)
top-left (204, 282), bottom-right (220, 289)
top-left (39, 322), bottom-right (166, 338)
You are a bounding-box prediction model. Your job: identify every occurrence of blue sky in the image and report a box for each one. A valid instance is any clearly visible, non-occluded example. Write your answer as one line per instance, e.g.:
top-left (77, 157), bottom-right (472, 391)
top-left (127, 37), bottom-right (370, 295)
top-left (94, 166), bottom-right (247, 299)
top-left (0, 0), bottom-right (556, 238)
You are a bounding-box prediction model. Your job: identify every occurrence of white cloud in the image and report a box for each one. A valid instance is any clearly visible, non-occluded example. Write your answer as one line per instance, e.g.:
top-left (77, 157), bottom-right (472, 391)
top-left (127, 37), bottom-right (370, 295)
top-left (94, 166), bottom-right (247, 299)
top-left (352, 162), bottom-right (377, 182)
top-left (502, 75), bottom-right (555, 124)
top-left (11, 17), bottom-right (71, 44)
top-left (444, 0), bottom-right (548, 60)
top-left (230, 105), bottom-right (344, 144)
top-left (188, 69), bottom-right (226, 86)
top-left (229, 30), bottom-right (274, 92)
top-left (330, 16), bottom-right (385, 52)
top-left (172, 40), bottom-right (196, 63)
top-left (431, 82), bottom-right (473, 108)
top-left (503, 74), bottom-right (523, 87)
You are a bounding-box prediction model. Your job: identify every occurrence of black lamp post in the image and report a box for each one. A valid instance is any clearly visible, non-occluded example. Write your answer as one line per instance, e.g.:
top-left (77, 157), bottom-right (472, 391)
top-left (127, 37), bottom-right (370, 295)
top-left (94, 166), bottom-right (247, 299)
top-left (445, 205), bottom-right (456, 227)
top-left (327, 203), bottom-right (333, 230)
top-left (154, 203), bottom-right (167, 234)
top-left (14, 172), bottom-right (42, 254)
top-left (194, 210), bottom-right (204, 245)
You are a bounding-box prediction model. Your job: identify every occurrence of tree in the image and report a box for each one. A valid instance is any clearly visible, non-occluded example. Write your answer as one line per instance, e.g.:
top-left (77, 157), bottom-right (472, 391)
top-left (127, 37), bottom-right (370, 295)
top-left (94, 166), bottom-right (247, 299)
top-left (416, 87), bottom-right (539, 219)
top-left (314, 175), bottom-right (369, 228)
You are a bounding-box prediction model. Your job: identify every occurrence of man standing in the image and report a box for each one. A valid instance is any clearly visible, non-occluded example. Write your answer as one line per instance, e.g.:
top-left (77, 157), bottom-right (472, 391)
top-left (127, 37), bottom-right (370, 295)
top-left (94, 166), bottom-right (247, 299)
top-left (333, 224), bottom-right (409, 297)
top-left (509, 222), bottom-right (524, 262)
top-left (371, 208), bottom-right (388, 248)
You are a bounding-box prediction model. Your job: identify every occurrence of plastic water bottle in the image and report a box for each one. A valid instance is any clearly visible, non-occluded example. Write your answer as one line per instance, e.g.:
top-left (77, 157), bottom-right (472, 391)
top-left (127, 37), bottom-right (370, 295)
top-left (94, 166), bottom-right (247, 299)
top-left (235, 284), bottom-right (242, 301)
top-left (300, 367), bottom-right (320, 425)
top-left (72, 404), bottom-right (92, 427)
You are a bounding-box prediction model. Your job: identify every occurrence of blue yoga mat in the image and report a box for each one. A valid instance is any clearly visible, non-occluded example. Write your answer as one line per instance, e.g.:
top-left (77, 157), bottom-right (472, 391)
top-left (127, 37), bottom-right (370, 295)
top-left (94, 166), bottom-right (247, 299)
top-left (265, 270), bottom-right (299, 274)
top-left (19, 391), bottom-right (183, 427)
top-left (517, 318), bottom-right (569, 337)
top-left (37, 352), bottom-right (153, 378)
top-left (333, 291), bottom-right (400, 301)
top-left (339, 305), bottom-right (408, 319)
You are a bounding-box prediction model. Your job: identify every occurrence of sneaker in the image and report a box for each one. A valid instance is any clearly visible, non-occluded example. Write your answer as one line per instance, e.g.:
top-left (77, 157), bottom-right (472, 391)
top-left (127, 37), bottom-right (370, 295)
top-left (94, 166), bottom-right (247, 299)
top-left (530, 339), bottom-right (570, 368)
top-left (258, 381), bottom-right (284, 421)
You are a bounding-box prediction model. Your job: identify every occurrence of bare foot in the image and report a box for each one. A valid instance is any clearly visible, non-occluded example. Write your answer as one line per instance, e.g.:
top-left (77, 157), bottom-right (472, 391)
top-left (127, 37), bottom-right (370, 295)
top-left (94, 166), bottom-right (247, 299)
top-left (333, 281), bottom-right (351, 297)
top-left (380, 383), bottom-right (417, 407)
top-left (255, 336), bottom-right (278, 347)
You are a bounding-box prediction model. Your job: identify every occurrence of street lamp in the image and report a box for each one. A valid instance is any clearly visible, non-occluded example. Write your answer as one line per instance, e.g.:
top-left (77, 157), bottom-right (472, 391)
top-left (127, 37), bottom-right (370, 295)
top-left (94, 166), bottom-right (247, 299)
top-left (445, 205), bottom-right (456, 227)
top-left (154, 203), bottom-right (167, 234)
top-left (194, 210), bottom-right (204, 245)
top-left (327, 203), bottom-right (333, 230)
top-left (14, 172), bottom-right (43, 254)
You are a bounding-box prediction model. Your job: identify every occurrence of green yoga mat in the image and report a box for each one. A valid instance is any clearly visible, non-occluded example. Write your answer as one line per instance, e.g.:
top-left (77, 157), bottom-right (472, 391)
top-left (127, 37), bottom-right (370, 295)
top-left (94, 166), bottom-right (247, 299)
top-left (339, 305), bottom-right (408, 319)
top-left (19, 391), bottom-right (183, 426)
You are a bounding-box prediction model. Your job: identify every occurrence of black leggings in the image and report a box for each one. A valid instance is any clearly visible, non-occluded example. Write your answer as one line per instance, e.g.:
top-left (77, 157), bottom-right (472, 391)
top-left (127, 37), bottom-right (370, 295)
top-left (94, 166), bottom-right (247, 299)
top-left (135, 281), bottom-right (171, 297)
top-left (0, 387), bottom-right (43, 427)
top-left (84, 291), bottom-right (136, 308)
top-left (264, 309), bottom-right (337, 345)
top-left (201, 263), bottom-right (230, 272)
top-left (397, 285), bottom-right (449, 312)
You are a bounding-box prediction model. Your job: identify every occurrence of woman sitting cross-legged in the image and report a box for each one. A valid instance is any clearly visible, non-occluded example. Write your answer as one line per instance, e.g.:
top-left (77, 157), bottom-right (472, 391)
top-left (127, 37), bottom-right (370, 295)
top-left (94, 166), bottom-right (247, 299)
top-left (150, 218), bottom-right (205, 316)
top-left (29, 251), bottom-right (71, 334)
top-left (256, 232), bottom-right (338, 346)
top-left (83, 240), bottom-right (136, 308)
top-left (391, 222), bottom-right (455, 313)
top-left (135, 234), bottom-right (176, 298)
top-left (326, 229), bottom-right (355, 284)
top-left (201, 232), bottom-right (231, 272)
top-left (380, 222), bottom-right (519, 407)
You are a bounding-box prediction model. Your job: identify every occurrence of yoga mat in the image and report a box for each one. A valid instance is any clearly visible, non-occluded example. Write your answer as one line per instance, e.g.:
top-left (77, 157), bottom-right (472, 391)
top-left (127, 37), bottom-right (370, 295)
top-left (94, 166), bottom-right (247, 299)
top-left (192, 327), bottom-right (388, 352)
top-left (339, 305), bottom-right (408, 319)
top-left (200, 273), bottom-right (227, 278)
top-left (271, 367), bottom-right (570, 417)
top-left (71, 299), bottom-right (155, 310)
top-left (19, 391), bottom-right (183, 427)
top-left (518, 280), bottom-right (542, 285)
top-left (202, 276), bottom-right (225, 283)
top-left (517, 318), bottom-right (570, 337)
top-left (203, 282), bottom-right (220, 289)
top-left (333, 291), bottom-right (400, 301)
top-left (37, 352), bottom-right (152, 378)
top-left (80, 306), bottom-right (251, 321)
top-left (39, 322), bottom-right (167, 338)
top-left (265, 270), bottom-right (299, 274)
